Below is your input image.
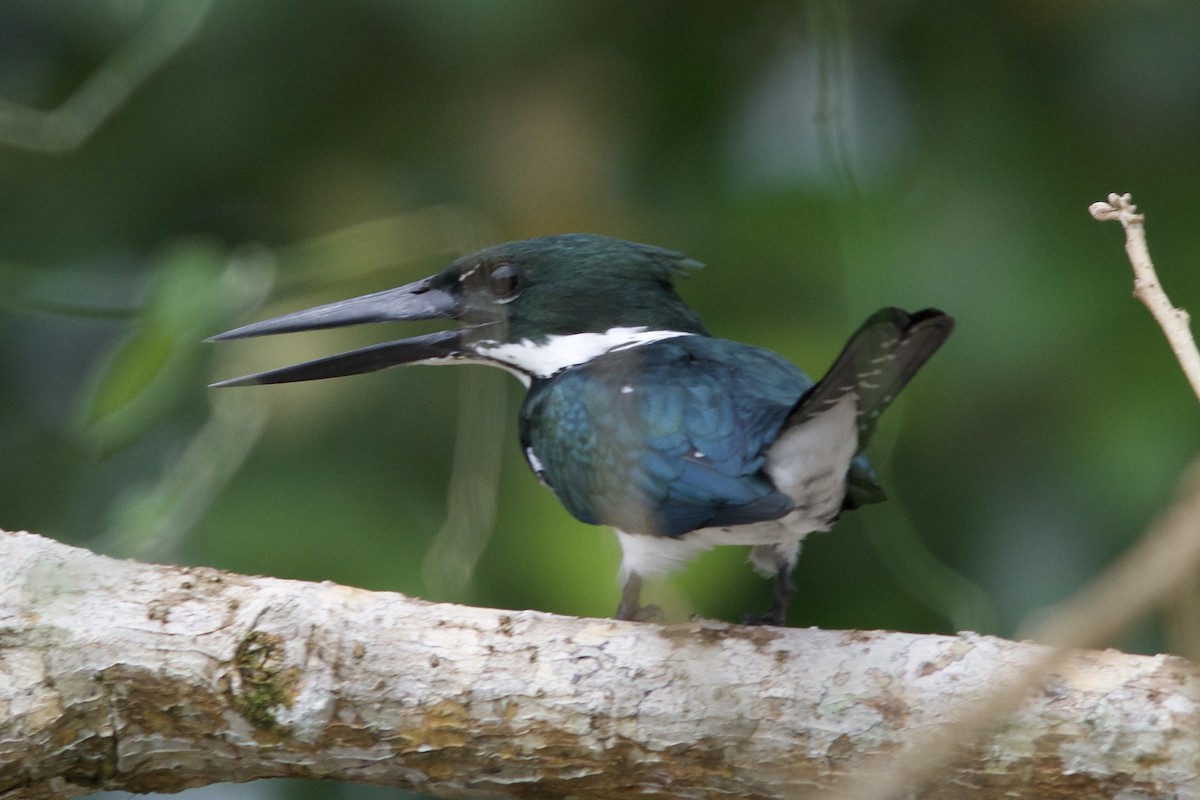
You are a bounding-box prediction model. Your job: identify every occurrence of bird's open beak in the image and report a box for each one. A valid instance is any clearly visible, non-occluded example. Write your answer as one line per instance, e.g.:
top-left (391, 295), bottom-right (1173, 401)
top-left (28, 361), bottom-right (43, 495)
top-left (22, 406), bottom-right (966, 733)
top-left (207, 277), bottom-right (469, 387)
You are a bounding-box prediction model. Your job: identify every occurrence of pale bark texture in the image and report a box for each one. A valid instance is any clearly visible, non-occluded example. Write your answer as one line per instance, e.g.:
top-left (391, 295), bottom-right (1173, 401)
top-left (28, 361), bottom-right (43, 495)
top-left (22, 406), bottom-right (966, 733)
top-left (2, 528), bottom-right (1199, 799)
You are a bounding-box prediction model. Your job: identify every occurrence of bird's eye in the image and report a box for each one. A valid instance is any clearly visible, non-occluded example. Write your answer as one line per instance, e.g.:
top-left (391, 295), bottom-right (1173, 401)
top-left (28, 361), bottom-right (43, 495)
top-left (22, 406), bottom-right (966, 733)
top-left (485, 262), bottom-right (520, 301)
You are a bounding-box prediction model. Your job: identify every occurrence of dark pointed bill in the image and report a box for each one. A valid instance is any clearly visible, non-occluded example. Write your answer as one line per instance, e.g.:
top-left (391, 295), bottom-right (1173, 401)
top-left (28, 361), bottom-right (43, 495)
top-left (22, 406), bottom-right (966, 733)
top-left (208, 277), bottom-right (468, 387)
top-left (209, 329), bottom-right (466, 387)
top-left (206, 277), bottom-right (457, 342)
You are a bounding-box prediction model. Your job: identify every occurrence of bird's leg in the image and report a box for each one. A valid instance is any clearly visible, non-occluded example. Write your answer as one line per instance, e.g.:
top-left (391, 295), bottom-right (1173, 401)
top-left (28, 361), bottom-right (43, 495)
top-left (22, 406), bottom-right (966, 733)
top-left (743, 545), bottom-right (797, 626)
top-left (743, 567), bottom-right (794, 626)
top-left (615, 573), bottom-right (660, 622)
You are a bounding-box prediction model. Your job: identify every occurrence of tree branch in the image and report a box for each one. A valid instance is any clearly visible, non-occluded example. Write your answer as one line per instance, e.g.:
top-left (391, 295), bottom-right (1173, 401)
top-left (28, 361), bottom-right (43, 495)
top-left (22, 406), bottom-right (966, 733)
top-left (828, 455), bottom-right (1200, 800)
top-left (2, 528), bottom-right (1199, 799)
top-left (0, 1), bottom-right (214, 154)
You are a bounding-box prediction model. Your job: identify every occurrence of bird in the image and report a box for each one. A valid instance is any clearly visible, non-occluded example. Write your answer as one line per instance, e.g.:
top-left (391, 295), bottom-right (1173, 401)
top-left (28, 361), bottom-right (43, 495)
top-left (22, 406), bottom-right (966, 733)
top-left (209, 233), bottom-right (953, 625)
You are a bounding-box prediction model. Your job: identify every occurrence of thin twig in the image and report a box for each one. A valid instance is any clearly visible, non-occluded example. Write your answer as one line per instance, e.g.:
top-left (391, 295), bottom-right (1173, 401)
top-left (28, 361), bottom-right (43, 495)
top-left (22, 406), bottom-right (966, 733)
top-left (1089, 192), bottom-right (1200, 401)
top-left (1091, 192), bottom-right (1200, 663)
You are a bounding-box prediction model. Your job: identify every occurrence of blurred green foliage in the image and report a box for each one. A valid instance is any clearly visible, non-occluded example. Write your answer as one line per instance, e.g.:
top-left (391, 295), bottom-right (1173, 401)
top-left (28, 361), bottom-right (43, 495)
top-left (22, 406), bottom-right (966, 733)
top-left (2, 1), bottom-right (1200, 797)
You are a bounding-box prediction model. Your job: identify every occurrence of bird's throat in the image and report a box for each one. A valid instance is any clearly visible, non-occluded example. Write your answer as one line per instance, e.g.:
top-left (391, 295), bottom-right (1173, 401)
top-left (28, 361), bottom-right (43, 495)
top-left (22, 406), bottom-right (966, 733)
top-left (473, 327), bottom-right (695, 384)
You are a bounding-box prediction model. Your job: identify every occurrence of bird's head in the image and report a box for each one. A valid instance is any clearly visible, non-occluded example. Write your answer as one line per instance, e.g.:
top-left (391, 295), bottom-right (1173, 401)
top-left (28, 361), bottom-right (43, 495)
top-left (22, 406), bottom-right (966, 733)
top-left (209, 233), bottom-right (709, 387)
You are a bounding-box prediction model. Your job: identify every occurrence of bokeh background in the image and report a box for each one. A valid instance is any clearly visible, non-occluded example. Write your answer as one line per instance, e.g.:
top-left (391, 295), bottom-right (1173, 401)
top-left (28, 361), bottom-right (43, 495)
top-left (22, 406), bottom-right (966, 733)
top-left (3, 2), bottom-right (1200, 798)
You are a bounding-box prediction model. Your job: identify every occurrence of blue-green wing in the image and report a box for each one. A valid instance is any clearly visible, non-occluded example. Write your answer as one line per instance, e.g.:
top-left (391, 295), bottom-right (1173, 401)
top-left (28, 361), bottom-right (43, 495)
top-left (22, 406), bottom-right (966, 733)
top-left (520, 338), bottom-right (812, 537)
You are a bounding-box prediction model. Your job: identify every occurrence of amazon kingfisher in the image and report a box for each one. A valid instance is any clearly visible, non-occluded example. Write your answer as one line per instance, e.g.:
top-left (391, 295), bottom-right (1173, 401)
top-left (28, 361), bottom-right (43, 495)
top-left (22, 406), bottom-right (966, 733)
top-left (210, 234), bottom-right (952, 625)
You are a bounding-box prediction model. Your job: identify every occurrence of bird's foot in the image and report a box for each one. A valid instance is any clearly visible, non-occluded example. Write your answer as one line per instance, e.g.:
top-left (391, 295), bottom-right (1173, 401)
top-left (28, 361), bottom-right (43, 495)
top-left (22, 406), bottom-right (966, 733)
top-left (616, 573), bottom-right (661, 622)
top-left (616, 602), bottom-right (662, 623)
top-left (741, 563), bottom-right (794, 626)
top-left (741, 606), bottom-right (786, 627)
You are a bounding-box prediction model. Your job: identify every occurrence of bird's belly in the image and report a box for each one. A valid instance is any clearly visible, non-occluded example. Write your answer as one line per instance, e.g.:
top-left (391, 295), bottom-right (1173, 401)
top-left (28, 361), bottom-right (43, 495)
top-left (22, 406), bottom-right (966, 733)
top-left (614, 510), bottom-right (832, 580)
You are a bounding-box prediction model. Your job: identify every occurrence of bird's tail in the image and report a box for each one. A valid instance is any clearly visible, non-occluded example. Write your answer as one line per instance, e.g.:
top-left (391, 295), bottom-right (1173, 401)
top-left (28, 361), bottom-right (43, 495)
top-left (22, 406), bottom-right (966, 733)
top-left (789, 307), bottom-right (954, 452)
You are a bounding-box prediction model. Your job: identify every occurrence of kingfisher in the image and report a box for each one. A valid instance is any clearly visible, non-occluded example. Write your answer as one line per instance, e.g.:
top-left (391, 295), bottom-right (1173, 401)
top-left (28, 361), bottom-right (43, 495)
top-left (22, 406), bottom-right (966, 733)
top-left (210, 234), bottom-right (952, 625)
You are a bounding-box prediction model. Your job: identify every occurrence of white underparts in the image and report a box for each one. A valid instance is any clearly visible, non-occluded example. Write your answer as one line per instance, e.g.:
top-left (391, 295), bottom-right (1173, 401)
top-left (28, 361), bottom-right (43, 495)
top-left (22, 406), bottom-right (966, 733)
top-left (615, 528), bottom-right (712, 581)
top-left (473, 327), bottom-right (694, 384)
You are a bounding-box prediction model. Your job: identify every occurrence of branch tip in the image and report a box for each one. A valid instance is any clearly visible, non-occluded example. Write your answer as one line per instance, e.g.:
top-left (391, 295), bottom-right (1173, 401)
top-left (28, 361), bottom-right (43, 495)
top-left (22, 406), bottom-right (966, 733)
top-left (1089, 193), bottom-right (1143, 226)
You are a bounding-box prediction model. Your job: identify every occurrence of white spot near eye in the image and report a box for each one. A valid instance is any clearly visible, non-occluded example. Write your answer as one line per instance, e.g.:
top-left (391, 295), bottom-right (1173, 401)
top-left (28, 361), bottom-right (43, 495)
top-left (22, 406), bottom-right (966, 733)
top-left (621, 385), bottom-right (634, 394)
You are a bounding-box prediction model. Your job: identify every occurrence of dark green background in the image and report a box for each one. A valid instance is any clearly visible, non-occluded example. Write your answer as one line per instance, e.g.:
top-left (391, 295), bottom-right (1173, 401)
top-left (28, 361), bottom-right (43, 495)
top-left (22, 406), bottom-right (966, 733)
top-left (3, 2), bottom-right (1198, 798)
